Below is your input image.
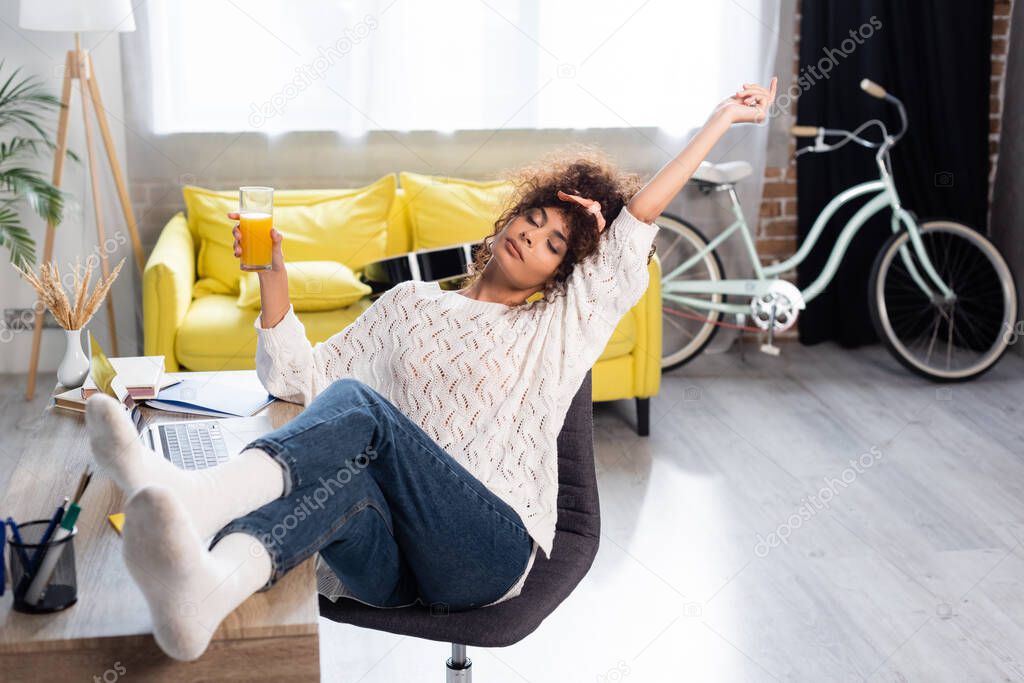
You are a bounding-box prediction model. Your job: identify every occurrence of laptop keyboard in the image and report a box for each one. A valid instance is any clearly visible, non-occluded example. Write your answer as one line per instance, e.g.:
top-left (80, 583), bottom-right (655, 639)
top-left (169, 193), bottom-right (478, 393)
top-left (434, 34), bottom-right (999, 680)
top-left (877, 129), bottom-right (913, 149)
top-left (158, 422), bottom-right (230, 470)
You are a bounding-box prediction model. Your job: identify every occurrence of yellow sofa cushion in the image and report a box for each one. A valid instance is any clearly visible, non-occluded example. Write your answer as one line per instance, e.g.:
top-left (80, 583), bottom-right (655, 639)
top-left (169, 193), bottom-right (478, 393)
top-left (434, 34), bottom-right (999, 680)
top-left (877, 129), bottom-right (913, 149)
top-left (400, 172), bottom-right (512, 250)
top-left (236, 261), bottom-right (370, 312)
top-left (175, 294), bottom-right (374, 371)
top-left (184, 175), bottom-right (396, 293)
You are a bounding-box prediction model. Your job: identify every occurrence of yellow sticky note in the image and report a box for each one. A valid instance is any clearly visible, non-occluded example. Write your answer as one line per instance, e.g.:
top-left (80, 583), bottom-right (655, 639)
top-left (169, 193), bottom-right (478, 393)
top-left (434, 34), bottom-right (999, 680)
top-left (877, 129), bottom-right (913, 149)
top-left (90, 333), bottom-right (118, 398)
top-left (89, 333), bottom-right (129, 402)
top-left (108, 512), bottom-right (125, 534)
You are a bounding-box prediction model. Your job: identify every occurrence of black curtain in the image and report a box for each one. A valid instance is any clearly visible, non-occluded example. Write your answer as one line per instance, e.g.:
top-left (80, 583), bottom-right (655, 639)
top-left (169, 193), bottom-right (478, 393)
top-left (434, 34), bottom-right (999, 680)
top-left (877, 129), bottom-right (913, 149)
top-left (796, 0), bottom-right (993, 347)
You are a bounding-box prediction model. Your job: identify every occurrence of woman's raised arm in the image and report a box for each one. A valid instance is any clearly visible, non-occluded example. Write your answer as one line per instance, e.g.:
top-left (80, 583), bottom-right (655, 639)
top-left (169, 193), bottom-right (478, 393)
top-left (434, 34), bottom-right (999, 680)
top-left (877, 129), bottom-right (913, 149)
top-left (229, 211), bottom-right (291, 328)
top-left (626, 77), bottom-right (777, 223)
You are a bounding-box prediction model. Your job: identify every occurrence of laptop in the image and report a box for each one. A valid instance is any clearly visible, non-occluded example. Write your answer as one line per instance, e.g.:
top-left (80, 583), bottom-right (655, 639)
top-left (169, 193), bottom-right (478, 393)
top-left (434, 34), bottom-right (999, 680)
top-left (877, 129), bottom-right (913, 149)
top-left (143, 415), bottom-right (274, 471)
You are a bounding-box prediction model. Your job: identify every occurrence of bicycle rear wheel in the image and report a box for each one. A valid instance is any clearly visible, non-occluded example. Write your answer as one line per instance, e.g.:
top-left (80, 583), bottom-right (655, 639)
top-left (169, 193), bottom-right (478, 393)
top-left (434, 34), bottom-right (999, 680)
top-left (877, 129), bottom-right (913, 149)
top-left (656, 213), bottom-right (725, 372)
top-left (869, 220), bottom-right (1017, 381)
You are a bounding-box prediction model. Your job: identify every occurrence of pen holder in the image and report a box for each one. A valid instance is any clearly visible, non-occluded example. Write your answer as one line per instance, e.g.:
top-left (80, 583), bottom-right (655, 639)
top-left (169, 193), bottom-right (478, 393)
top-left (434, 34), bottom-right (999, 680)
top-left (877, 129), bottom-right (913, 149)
top-left (8, 519), bottom-right (79, 614)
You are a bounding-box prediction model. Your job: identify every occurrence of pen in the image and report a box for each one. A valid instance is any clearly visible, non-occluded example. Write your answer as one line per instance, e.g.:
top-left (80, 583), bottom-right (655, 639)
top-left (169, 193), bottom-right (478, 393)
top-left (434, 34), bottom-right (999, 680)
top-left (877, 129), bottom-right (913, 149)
top-left (34, 499), bottom-right (69, 560)
top-left (1, 520), bottom-right (6, 597)
top-left (17, 498), bottom-right (69, 596)
top-left (5, 516), bottom-right (31, 571)
top-left (24, 503), bottom-right (81, 605)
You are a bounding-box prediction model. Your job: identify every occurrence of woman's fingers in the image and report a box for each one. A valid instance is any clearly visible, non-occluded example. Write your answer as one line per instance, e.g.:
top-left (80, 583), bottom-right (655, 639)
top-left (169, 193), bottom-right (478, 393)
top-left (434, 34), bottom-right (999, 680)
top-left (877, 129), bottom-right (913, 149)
top-left (739, 78), bottom-right (778, 101)
top-left (724, 77), bottom-right (778, 124)
top-left (737, 88), bottom-right (768, 99)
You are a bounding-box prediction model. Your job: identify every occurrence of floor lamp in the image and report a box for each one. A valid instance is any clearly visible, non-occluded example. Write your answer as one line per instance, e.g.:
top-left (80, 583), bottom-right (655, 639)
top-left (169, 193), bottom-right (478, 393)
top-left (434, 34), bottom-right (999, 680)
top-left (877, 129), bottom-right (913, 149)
top-left (20, 1), bottom-right (145, 400)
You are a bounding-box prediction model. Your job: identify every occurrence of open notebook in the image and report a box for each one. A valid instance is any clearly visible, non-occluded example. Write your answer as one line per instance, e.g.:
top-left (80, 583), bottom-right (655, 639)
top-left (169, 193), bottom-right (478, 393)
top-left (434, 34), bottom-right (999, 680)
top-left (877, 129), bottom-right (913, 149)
top-left (146, 374), bottom-right (274, 418)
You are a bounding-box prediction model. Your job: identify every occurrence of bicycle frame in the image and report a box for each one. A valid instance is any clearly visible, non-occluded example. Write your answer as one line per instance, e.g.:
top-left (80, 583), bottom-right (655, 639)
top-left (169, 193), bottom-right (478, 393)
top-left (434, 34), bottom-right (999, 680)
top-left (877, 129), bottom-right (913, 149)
top-left (661, 144), bottom-right (955, 316)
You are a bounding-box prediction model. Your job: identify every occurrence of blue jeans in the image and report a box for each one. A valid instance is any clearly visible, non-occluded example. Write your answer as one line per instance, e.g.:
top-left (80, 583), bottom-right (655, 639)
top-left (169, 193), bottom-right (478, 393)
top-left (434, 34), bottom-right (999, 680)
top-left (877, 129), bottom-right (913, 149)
top-left (211, 378), bottom-right (533, 610)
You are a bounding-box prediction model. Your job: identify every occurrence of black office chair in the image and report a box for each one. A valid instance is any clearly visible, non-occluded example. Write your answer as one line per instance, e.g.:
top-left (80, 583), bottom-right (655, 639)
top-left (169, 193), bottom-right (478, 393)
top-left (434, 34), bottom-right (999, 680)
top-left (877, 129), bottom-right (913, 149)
top-left (319, 372), bottom-right (600, 681)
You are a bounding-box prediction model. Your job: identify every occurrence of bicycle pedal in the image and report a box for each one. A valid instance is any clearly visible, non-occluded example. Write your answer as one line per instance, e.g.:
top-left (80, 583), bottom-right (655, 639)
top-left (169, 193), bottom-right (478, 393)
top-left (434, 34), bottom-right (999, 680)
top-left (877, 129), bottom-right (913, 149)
top-left (759, 343), bottom-right (781, 356)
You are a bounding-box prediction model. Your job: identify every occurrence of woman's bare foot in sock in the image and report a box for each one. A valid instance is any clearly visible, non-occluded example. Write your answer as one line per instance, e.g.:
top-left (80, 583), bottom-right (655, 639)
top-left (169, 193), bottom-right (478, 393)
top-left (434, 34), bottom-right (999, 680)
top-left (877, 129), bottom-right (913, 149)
top-left (85, 394), bottom-right (284, 539)
top-left (86, 393), bottom-right (191, 498)
top-left (123, 487), bottom-right (271, 661)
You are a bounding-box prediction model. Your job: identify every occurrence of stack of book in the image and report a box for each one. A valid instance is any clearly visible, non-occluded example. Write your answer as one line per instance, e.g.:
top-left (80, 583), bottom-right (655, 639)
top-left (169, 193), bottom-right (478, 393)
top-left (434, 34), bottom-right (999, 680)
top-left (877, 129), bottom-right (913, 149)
top-left (53, 355), bottom-right (178, 414)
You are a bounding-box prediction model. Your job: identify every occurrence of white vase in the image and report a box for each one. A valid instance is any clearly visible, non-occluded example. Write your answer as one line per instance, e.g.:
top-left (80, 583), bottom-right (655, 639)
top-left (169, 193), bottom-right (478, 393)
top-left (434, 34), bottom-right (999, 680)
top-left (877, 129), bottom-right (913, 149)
top-left (57, 328), bottom-right (90, 389)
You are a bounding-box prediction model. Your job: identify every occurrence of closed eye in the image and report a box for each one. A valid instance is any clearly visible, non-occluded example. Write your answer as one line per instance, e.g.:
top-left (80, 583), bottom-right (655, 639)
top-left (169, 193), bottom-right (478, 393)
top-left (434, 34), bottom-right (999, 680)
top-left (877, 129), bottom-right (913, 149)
top-left (527, 210), bottom-right (558, 253)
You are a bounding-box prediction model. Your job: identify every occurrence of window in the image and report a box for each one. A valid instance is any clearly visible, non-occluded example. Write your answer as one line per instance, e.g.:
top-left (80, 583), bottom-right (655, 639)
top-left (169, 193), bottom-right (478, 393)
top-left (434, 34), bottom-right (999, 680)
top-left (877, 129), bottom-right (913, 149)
top-left (147, 0), bottom-right (776, 136)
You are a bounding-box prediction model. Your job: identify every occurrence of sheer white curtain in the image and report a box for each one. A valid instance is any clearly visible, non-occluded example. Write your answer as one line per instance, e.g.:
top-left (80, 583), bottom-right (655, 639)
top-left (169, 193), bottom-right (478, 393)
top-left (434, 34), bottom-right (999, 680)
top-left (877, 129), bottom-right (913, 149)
top-left (145, 0), bottom-right (779, 137)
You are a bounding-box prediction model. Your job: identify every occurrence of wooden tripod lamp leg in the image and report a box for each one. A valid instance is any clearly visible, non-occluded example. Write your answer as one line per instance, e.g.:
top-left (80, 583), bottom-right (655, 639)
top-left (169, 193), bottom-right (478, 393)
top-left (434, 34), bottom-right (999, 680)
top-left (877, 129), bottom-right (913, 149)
top-left (85, 53), bottom-right (144, 275)
top-left (78, 49), bottom-right (119, 357)
top-left (25, 52), bottom-right (74, 401)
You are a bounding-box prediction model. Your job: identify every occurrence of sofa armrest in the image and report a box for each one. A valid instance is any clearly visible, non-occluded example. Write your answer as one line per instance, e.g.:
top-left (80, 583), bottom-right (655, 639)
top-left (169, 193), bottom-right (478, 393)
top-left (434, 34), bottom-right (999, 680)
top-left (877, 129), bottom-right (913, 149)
top-left (632, 255), bottom-right (662, 398)
top-left (143, 212), bottom-right (195, 371)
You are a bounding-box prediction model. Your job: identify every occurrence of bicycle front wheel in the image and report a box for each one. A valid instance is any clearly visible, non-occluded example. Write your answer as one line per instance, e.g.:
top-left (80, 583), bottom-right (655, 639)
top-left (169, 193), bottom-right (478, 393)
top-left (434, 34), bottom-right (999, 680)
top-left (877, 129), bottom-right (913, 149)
top-left (869, 220), bottom-right (1017, 381)
top-left (655, 213), bottom-right (725, 372)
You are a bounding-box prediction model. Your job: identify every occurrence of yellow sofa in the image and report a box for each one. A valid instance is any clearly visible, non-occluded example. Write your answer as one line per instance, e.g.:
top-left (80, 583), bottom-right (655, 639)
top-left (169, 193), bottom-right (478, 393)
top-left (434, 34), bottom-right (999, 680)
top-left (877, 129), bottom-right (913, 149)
top-left (143, 183), bottom-right (661, 434)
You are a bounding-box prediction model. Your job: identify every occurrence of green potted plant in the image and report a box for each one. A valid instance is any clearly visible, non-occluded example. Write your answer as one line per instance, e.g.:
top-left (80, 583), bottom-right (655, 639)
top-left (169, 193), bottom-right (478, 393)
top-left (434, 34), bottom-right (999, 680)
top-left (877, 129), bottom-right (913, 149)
top-left (0, 60), bottom-right (75, 269)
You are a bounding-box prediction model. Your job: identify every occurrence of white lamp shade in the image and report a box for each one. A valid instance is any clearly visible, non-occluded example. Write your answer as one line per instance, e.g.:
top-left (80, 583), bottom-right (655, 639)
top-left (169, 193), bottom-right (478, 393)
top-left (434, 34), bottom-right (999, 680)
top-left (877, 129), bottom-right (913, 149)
top-left (19, 0), bottom-right (136, 33)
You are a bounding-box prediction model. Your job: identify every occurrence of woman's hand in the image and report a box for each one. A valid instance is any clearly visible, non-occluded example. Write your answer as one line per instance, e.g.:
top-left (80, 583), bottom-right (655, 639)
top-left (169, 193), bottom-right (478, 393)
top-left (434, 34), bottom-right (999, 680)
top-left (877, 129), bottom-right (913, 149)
top-left (227, 211), bottom-right (291, 328)
top-left (228, 211), bottom-right (286, 273)
top-left (627, 76), bottom-right (778, 222)
top-left (711, 77), bottom-right (778, 125)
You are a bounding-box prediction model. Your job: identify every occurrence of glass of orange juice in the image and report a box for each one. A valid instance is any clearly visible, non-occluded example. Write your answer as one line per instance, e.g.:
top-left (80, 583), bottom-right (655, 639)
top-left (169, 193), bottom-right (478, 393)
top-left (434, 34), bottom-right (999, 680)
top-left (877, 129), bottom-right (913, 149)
top-left (239, 186), bottom-right (274, 271)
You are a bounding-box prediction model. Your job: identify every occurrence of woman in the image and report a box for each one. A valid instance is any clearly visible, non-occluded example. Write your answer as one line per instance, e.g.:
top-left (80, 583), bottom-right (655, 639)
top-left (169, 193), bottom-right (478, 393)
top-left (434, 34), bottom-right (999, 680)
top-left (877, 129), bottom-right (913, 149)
top-left (86, 78), bottom-right (777, 661)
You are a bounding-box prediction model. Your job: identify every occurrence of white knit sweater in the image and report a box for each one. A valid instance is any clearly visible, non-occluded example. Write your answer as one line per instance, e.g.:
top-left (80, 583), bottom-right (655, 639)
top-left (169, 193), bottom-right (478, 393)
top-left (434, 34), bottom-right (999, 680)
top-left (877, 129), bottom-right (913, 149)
top-left (254, 205), bottom-right (659, 602)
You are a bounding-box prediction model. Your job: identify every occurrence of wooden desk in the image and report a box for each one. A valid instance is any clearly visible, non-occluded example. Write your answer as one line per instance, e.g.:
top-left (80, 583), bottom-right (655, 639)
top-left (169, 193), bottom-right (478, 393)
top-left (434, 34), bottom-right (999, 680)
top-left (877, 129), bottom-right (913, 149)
top-left (0, 372), bottom-right (319, 682)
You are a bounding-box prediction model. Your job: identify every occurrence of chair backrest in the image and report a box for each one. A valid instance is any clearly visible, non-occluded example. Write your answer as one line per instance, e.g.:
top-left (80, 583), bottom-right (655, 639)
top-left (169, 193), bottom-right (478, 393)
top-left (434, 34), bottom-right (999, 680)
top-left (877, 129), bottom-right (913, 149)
top-left (553, 371), bottom-right (600, 542)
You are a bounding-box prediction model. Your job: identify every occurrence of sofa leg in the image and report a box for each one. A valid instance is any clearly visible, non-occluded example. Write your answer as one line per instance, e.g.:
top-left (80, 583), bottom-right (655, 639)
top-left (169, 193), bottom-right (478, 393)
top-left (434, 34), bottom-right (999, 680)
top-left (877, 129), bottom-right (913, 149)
top-left (447, 643), bottom-right (472, 682)
top-left (636, 398), bottom-right (650, 437)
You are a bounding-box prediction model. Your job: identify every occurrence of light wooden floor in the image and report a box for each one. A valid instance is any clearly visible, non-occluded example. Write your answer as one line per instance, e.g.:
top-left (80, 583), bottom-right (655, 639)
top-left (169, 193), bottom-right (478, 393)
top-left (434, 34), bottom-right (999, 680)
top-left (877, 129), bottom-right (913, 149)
top-left (4, 342), bottom-right (1022, 682)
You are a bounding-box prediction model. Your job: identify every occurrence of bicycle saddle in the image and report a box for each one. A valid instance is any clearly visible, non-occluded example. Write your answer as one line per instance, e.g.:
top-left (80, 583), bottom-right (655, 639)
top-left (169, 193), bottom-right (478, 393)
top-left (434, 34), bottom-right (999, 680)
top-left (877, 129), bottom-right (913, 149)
top-left (691, 160), bottom-right (753, 185)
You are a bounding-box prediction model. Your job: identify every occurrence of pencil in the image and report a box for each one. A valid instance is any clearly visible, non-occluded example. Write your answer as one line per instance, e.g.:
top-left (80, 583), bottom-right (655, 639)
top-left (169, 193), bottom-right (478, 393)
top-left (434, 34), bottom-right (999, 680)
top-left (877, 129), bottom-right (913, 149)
top-left (71, 467), bottom-right (94, 504)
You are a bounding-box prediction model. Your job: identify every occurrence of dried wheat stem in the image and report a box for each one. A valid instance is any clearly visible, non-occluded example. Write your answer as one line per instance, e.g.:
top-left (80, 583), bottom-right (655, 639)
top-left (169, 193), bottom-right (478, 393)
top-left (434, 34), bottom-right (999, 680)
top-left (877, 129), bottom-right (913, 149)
top-left (11, 257), bottom-right (125, 331)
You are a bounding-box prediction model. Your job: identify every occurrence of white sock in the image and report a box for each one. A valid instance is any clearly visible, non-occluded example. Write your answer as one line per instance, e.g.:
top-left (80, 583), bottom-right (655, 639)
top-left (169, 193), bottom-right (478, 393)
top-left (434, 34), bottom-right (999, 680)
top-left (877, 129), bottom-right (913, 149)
top-left (86, 394), bottom-right (285, 539)
top-left (123, 486), bottom-right (273, 661)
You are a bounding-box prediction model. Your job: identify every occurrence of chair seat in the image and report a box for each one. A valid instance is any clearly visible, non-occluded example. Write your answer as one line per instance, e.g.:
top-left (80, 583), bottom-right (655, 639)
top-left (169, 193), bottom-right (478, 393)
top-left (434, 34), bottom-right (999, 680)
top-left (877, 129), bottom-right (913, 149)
top-left (319, 373), bottom-right (599, 648)
top-left (318, 526), bottom-right (598, 647)
top-left (691, 160), bottom-right (753, 185)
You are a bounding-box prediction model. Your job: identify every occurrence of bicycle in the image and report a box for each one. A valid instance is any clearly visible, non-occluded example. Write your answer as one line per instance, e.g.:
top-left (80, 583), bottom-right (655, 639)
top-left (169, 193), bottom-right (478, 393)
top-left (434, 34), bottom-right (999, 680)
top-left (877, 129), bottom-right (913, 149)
top-left (653, 78), bottom-right (1018, 382)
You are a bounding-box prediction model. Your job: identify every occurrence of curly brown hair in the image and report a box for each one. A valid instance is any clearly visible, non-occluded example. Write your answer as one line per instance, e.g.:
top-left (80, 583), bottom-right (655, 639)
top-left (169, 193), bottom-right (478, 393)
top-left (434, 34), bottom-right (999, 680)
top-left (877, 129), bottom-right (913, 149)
top-left (466, 145), bottom-right (647, 301)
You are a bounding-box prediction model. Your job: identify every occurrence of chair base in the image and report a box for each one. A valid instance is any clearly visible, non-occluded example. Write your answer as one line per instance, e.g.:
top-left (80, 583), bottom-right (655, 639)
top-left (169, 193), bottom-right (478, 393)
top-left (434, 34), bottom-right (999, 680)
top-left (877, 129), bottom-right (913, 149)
top-left (447, 643), bottom-right (472, 682)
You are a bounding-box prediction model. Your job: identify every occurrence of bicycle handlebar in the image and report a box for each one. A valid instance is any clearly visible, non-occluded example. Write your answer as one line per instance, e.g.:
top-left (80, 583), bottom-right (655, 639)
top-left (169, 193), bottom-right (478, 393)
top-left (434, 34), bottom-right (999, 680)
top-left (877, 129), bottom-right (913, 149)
top-left (860, 78), bottom-right (888, 99)
top-left (790, 125), bottom-right (821, 138)
top-left (792, 78), bottom-right (908, 155)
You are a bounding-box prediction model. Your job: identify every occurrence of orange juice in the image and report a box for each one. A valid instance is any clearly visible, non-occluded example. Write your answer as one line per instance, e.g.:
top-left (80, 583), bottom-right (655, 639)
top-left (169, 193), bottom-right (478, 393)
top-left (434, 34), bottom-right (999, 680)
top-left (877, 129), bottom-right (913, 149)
top-left (239, 212), bottom-right (273, 271)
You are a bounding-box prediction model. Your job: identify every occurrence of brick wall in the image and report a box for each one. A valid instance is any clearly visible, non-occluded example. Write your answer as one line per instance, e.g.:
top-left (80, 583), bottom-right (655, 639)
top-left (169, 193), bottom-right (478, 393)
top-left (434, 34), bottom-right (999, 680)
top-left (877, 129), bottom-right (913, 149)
top-left (757, 2), bottom-right (1011, 263)
top-left (990, 0), bottom-right (1012, 211)
top-left (757, 7), bottom-right (802, 268)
